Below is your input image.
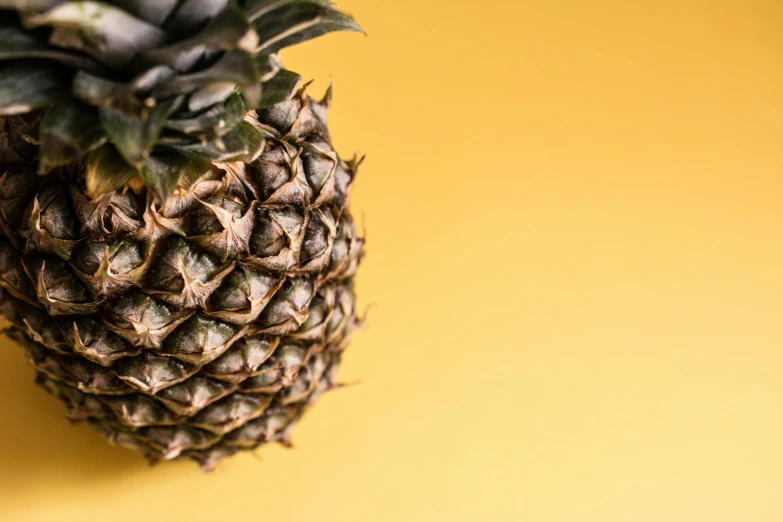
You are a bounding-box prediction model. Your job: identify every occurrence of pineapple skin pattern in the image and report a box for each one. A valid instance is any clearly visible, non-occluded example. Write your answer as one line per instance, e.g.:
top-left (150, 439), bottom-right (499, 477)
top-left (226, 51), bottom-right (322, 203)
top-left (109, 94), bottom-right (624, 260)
top-left (0, 91), bottom-right (363, 470)
top-left (0, 1), bottom-right (363, 470)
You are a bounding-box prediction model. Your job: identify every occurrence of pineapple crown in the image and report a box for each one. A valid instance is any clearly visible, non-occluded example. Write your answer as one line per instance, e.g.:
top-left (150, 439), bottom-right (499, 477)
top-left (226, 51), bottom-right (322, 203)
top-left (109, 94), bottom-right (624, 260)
top-left (0, 0), bottom-right (362, 200)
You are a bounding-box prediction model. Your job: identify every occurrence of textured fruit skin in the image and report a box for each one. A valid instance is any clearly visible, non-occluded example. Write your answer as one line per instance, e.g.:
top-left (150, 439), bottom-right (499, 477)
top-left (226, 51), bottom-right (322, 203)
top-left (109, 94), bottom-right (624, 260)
top-left (0, 91), bottom-right (363, 470)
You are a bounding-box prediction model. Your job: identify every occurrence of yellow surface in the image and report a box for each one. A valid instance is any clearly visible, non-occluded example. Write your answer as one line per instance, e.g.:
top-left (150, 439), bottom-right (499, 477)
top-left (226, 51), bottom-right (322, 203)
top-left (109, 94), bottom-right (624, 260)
top-left (1, 1), bottom-right (782, 521)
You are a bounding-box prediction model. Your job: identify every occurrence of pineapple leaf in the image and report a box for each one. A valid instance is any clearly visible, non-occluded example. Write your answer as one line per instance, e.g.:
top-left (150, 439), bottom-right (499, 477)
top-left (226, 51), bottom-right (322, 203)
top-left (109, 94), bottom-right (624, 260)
top-left (131, 65), bottom-right (177, 93)
top-left (188, 82), bottom-right (237, 112)
top-left (73, 71), bottom-right (147, 114)
top-left (141, 5), bottom-right (256, 69)
top-left (255, 3), bottom-right (364, 53)
top-left (85, 145), bottom-right (138, 197)
top-left (24, 1), bottom-right (169, 67)
top-left (245, 0), bottom-right (287, 20)
top-left (0, 0), bottom-right (63, 10)
top-left (139, 154), bottom-right (211, 201)
top-left (109, 0), bottom-right (179, 25)
top-left (0, 24), bottom-right (104, 73)
top-left (239, 52), bottom-right (286, 108)
top-left (241, 83), bottom-right (262, 110)
top-left (168, 120), bottom-right (265, 162)
top-left (264, 10), bottom-right (364, 53)
top-left (253, 3), bottom-right (321, 50)
top-left (164, 0), bottom-right (229, 39)
top-left (176, 157), bottom-right (215, 190)
top-left (0, 0), bottom-right (364, 204)
top-left (245, 0), bottom-right (331, 21)
top-left (165, 93), bottom-right (246, 138)
top-left (257, 52), bottom-right (283, 82)
top-left (99, 96), bottom-right (183, 168)
top-left (257, 68), bottom-right (301, 108)
top-left (153, 50), bottom-right (260, 97)
top-left (38, 102), bottom-right (106, 173)
top-left (0, 62), bottom-right (68, 115)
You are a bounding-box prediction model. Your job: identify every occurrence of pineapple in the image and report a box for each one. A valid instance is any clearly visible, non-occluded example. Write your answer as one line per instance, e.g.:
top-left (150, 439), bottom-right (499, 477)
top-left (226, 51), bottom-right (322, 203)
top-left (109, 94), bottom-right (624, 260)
top-left (0, 0), bottom-right (364, 470)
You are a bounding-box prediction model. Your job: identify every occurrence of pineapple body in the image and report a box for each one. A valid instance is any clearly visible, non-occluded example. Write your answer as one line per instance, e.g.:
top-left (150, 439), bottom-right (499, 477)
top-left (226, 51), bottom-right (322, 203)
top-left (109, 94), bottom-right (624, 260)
top-left (0, 91), bottom-right (363, 469)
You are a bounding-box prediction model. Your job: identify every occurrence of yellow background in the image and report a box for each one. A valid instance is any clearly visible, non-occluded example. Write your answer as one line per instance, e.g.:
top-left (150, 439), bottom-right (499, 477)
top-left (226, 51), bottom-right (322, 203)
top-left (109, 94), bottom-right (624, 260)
top-left (1, 1), bottom-right (782, 520)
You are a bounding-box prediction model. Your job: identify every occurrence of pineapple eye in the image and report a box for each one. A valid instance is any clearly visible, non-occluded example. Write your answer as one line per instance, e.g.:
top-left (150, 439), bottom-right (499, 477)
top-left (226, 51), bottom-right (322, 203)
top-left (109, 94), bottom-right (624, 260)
top-left (187, 196), bottom-right (245, 235)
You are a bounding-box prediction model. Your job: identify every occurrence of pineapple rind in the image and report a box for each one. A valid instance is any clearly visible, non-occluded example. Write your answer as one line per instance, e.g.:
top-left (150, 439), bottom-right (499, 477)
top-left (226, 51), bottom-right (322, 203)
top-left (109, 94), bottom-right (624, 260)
top-left (0, 89), bottom-right (363, 470)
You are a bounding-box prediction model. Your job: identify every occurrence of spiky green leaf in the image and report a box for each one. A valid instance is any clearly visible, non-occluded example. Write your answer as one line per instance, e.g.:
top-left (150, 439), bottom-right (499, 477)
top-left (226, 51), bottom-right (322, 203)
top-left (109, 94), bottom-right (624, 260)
top-left (255, 4), bottom-right (363, 53)
top-left (169, 120), bottom-right (265, 162)
top-left (99, 96), bottom-right (183, 167)
top-left (164, 0), bottom-right (228, 39)
top-left (258, 68), bottom-right (301, 107)
top-left (130, 65), bottom-right (177, 93)
top-left (176, 157), bottom-right (214, 190)
top-left (0, 0), bottom-right (63, 10)
top-left (73, 71), bottom-right (147, 114)
top-left (153, 50), bottom-right (259, 97)
top-left (0, 62), bottom-right (68, 115)
top-left (241, 83), bottom-right (262, 110)
top-left (110, 0), bottom-right (178, 25)
top-left (0, 0), bottom-right (364, 203)
top-left (139, 153), bottom-right (211, 201)
top-left (0, 25), bottom-right (104, 72)
top-left (38, 102), bottom-right (105, 173)
top-left (245, 0), bottom-right (331, 21)
top-left (254, 3), bottom-right (321, 50)
top-left (264, 10), bottom-right (364, 53)
top-left (141, 5), bottom-right (255, 70)
top-left (256, 52), bottom-right (282, 82)
top-left (85, 145), bottom-right (138, 197)
top-left (24, 2), bottom-right (168, 67)
top-left (187, 82), bottom-right (237, 112)
top-left (165, 93), bottom-right (246, 138)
